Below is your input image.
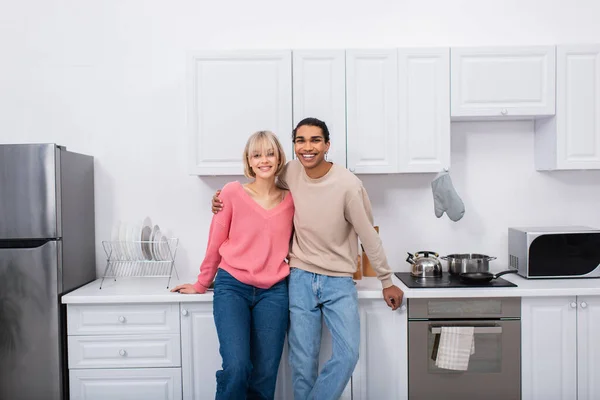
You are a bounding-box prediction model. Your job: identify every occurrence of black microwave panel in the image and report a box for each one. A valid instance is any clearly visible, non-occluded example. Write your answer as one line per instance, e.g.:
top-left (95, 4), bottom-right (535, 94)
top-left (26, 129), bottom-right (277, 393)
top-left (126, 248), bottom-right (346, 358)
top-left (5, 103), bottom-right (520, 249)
top-left (529, 233), bottom-right (600, 276)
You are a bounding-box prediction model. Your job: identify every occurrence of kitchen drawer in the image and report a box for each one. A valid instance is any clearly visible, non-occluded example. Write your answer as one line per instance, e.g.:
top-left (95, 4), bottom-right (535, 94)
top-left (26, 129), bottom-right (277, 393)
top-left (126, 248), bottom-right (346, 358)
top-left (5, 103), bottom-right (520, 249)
top-left (70, 368), bottom-right (182, 400)
top-left (68, 304), bottom-right (180, 335)
top-left (68, 334), bottom-right (181, 369)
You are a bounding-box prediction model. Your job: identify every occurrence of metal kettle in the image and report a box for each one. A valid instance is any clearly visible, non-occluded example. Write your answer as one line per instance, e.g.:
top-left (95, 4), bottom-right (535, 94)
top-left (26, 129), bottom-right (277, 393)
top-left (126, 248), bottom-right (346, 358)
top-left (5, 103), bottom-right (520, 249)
top-left (406, 251), bottom-right (443, 278)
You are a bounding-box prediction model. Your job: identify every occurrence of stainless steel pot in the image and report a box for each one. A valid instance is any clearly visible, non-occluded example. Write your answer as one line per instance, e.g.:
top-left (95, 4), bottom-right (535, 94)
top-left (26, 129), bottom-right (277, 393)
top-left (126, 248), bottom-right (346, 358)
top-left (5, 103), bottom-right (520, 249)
top-left (442, 253), bottom-right (497, 275)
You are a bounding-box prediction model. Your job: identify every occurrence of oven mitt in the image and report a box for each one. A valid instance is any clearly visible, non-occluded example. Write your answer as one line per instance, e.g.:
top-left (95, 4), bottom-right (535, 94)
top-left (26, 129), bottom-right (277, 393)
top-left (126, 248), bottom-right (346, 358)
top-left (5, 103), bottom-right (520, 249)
top-left (431, 171), bottom-right (465, 222)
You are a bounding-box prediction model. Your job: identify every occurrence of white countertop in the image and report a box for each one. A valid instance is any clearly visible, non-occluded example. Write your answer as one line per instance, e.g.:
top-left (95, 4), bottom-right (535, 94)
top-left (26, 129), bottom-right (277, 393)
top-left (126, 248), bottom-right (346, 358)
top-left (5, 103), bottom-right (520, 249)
top-left (61, 272), bottom-right (600, 304)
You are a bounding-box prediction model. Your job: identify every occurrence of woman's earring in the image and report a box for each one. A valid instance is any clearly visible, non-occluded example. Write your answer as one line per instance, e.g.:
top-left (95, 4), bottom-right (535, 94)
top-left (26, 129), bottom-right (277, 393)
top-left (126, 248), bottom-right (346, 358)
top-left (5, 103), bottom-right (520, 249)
top-left (325, 152), bottom-right (328, 161)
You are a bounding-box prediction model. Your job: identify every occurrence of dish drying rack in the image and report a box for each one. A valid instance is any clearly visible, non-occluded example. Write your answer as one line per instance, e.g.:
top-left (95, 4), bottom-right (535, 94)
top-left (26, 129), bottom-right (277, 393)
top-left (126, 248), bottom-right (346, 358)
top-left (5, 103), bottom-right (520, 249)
top-left (100, 238), bottom-right (179, 289)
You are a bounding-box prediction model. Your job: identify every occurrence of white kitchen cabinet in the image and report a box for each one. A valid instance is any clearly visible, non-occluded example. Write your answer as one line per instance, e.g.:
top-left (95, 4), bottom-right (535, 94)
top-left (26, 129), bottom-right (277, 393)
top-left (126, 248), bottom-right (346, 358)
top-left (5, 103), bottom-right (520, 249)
top-left (187, 50), bottom-right (293, 175)
top-left (577, 296), bottom-right (600, 400)
top-left (451, 46), bottom-right (556, 119)
top-left (398, 48), bottom-right (450, 172)
top-left (522, 296), bottom-right (600, 400)
top-left (352, 300), bottom-right (408, 400)
top-left (293, 50), bottom-right (347, 167)
top-left (346, 48), bottom-right (450, 174)
top-left (180, 303), bottom-right (221, 400)
top-left (346, 49), bottom-right (399, 174)
top-left (67, 303), bottom-right (182, 400)
top-left (70, 368), bottom-right (182, 400)
top-left (535, 44), bottom-right (600, 170)
top-left (179, 302), bottom-right (292, 400)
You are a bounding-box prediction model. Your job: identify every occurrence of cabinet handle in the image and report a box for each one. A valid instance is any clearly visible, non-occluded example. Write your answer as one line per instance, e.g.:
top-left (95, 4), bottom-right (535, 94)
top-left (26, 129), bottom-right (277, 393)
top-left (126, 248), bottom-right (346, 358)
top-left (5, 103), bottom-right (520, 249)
top-left (118, 316), bottom-right (126, 323)
top-left (400, 305), bottom-right (406, 311)
top-left (349, 168), bottom-right (355, 173)
top-left (181, 309), bottom-right (189, 316)
top-left (500, 108), bottom-right (508, 116)
top-left (581, 301), bottom-right (588, 309)
top-left (119, 349), bottom-right (127, 357)
top-left (570, 302), bottom-right (577, 308)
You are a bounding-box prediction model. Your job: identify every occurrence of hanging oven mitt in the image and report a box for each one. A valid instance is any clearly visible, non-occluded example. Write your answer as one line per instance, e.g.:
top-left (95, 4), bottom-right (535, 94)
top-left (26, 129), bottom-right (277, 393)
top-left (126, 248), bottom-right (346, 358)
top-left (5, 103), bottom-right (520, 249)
top-left (431, 170), bottom-right (465, 222)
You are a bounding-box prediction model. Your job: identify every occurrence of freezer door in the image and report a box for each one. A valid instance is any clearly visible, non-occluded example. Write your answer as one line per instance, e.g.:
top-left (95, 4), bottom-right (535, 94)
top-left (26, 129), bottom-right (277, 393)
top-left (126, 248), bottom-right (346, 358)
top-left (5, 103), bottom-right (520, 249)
top-left (0, 240), bottom-right (63, 400)
top-left (0, 144), bottom-right (60, 239)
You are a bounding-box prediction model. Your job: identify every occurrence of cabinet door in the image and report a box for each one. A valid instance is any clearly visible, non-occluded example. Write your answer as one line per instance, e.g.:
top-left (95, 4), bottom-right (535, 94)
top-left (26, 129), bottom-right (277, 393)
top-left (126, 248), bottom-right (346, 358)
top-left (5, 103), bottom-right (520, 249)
top-left (398, 48), bottom-right (450, 173)
top-left (180, 303), bottom-right (221, 400)
top-left (293, 50), bottom-right (347, 167)
top-left (521, 297), bottom-right (577, 400)
top-left (451, 46), bottom-right (556, 118)
top-left (70, 368), bottom-right (182, 400)
top-left (535, 45), bottom-right (600, 170)
top-left (188, 50), bottom-right (293, 175)
top-left (346, 49), bottom-right (398, 174)
top-left (180, 302), bottom-right (290, 400)
top-left (352, 300), bottom-right (408, 400)
top-left (577, 296), bottom-right (600, 400)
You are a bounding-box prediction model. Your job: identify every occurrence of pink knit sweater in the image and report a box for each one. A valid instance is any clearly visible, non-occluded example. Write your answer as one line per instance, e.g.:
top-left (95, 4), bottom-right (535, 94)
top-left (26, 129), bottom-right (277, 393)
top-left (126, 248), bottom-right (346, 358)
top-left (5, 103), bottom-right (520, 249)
top-left (193, 181), bottom-right (294, 293)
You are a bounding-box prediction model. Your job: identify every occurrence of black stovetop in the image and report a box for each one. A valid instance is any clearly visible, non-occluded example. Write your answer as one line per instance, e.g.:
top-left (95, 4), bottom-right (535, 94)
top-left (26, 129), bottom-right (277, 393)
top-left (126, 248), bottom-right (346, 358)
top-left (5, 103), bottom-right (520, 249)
top-left (394, 272), bottom-right (518, 289)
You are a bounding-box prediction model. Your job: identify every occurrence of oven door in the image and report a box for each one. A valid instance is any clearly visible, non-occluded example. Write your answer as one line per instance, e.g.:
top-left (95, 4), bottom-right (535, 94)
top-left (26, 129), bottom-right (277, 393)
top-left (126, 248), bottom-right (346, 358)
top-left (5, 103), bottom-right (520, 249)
top-left (408, 320), bottom-right (520, 400)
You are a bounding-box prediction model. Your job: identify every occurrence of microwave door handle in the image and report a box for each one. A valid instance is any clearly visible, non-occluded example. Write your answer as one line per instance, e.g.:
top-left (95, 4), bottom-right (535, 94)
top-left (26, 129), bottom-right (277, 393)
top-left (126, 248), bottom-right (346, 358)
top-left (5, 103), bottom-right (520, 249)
top-left (430, 326), bottom-right (503, 334)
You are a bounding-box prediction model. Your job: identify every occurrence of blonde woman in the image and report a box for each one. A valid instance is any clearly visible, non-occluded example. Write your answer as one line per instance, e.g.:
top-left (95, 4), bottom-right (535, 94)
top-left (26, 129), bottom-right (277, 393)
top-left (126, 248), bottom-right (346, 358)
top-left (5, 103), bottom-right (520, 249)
top-left (172, 131), bottom-right (294, 400)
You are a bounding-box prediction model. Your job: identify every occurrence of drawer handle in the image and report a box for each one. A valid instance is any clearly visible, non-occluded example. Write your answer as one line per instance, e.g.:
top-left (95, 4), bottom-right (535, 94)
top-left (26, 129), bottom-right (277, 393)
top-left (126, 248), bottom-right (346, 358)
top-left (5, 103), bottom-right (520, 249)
top-left (500, 108), bottom-right (508, 116)
top-left (430, 326), bottom-right (502, 334)
top-left (119, 349), bottom-right (127, 357)
top-left (118, 316), bottom-right (126, 323)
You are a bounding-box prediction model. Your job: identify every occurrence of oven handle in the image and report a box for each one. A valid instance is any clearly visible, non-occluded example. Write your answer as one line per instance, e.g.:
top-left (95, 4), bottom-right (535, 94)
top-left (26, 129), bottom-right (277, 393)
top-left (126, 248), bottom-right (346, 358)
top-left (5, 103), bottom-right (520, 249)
top-left (430, 326), bottom-right (502, 334)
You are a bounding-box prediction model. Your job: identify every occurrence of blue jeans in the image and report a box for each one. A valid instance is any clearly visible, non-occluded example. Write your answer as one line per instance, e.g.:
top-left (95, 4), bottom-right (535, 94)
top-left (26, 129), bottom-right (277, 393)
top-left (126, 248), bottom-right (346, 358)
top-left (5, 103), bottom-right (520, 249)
top-left (288, 268), bottom-right (360, 400)
top-left (213, 269), bottom-right (289, 400)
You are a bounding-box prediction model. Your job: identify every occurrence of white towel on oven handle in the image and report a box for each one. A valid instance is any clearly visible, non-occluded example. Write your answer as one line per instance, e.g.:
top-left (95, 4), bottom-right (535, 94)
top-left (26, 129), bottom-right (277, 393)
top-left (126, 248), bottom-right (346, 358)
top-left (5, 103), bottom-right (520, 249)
top-left (435, 326), bottom-right (475, 371)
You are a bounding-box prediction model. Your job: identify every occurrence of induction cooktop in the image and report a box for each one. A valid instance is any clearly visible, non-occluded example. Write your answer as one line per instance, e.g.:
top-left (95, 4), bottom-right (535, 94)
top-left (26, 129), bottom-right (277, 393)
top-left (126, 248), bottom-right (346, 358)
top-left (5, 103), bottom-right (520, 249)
top-left (394, 272), bottom-right (518, 289)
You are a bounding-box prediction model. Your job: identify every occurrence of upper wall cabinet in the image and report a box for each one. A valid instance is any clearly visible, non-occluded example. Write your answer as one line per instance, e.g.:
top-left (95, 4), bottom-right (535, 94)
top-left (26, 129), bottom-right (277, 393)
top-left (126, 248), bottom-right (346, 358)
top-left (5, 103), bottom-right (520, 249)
top-left (535, 45), bottom-right (600, 170)
top-left (451, 46), bottom-right (556, 119)
top-left (346, 48), bottom-right (450, 174)
top-left (188, 51), bottom-right (293, 175)
top-left (398, 48), bottom-right (450, 173)
top-left (346, 49), bottom-right (399, 174)
top-left (292, 50), bottom-right (346, 167)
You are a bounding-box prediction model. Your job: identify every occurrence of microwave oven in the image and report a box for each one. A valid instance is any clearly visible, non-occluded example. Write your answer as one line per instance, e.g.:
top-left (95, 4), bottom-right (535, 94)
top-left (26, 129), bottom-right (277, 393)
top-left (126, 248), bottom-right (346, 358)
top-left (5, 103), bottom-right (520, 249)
top-left (508, 226), bottom-right (600, 279)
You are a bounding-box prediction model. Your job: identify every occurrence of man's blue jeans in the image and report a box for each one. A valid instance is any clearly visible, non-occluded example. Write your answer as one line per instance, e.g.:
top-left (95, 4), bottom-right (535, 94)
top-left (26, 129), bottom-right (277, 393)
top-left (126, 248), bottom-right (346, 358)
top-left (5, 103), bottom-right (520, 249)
top-left (213, 269), bottom-right (289, 400)
top-left (288, 268), bottom-right (360, 400)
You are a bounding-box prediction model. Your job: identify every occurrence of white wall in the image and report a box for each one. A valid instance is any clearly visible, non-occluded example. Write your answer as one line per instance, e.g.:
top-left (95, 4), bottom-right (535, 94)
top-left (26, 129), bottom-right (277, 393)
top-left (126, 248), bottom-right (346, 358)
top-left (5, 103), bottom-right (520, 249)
top-left (1, 0), bottom-right (600, 278)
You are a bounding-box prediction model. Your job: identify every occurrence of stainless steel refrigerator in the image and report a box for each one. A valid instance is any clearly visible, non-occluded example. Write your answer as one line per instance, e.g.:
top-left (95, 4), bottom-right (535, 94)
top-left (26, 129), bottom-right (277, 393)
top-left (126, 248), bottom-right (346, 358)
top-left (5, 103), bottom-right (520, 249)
top-left (0, 144), bottom-right (96, 400)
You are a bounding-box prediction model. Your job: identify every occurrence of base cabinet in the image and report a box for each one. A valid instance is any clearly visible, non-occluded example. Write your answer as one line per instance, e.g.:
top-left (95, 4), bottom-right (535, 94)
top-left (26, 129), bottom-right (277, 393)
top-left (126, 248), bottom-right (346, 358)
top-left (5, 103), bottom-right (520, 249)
top-left (352, 300), bottom-right (408, 400)
top-left (522, 296), bottom-right (600, 400)
top-left (70, 368), bottom-right (182, 400)
top-left (68, 298), bottom-right (409, 400)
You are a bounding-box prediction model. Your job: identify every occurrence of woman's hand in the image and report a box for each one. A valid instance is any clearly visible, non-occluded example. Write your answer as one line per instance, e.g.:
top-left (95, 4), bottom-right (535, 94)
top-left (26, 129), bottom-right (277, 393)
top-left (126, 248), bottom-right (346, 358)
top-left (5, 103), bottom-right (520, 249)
top-left (170, 283), bottom-right (205, 294)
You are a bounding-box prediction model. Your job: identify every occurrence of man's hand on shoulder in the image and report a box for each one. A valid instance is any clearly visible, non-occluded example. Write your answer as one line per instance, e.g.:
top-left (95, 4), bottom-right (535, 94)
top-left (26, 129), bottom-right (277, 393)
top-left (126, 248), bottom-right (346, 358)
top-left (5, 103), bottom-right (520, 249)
top-left (212, 190), bottom-right (222, 214)
top-left (382, 285), bottom-right (404, 310)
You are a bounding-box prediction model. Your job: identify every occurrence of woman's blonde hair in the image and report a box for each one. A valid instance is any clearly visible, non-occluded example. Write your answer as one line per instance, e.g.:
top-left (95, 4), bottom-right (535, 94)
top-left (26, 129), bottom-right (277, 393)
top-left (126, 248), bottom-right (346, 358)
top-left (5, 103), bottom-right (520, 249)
top-left (242, 130), bottom-right (287, 179)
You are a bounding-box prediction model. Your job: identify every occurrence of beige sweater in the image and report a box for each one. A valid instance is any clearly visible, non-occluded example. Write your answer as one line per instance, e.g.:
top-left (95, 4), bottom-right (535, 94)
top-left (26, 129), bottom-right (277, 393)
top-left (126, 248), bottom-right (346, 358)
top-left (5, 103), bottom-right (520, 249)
top-left (280, 160), bottom-right (393, 289)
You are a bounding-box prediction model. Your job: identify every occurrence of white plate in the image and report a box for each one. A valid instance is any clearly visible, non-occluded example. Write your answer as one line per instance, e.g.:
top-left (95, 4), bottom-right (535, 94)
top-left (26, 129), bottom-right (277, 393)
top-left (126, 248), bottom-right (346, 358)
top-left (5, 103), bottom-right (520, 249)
top-left (140, 217), bottom-right (153, 260)
top-left (119, 222), bottom-right (130, 260)
top-left (153, 230), bottom-right (163, 261)
top-left (159, 236), bottom-right (170, 261)
top-left (140, 226), bottom-right (153, 260)
top-left (150, 225), bottom-right (160, 260)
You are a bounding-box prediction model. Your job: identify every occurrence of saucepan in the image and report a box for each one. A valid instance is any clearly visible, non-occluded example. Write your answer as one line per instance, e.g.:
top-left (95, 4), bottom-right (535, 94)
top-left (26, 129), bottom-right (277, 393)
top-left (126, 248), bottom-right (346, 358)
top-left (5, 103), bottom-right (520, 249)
top-left (442, 253), bottom-right (497, 275)
top-left (459, 269), bottom-right (518, 284)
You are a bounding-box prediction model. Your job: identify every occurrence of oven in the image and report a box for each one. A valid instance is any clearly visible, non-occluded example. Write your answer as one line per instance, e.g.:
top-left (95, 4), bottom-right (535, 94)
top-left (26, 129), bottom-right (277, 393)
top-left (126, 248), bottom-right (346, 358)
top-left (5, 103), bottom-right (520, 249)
top-left (408, 297), bottom-right (521, 400)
